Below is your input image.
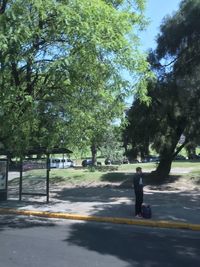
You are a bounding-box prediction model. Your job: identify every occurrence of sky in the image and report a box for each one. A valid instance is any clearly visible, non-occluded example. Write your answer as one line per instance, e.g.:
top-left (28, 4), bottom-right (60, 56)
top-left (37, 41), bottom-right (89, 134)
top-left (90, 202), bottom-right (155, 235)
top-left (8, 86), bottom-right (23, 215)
top-left (126, 0), bottom-right (182, 106)
top-left (139, 0), bottom-right (182, 51)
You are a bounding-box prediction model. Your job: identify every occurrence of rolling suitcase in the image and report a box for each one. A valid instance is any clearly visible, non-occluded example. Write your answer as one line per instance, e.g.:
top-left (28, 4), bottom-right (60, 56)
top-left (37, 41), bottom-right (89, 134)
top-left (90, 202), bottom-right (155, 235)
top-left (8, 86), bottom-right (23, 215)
top-left (141, 204), bottom-right (152, 219)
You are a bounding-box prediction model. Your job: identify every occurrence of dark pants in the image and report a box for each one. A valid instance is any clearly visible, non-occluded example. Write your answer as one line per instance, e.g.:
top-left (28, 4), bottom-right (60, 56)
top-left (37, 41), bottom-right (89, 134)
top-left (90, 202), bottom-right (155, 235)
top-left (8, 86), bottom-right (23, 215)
top-left (134, 189), bottom-right (143, 215)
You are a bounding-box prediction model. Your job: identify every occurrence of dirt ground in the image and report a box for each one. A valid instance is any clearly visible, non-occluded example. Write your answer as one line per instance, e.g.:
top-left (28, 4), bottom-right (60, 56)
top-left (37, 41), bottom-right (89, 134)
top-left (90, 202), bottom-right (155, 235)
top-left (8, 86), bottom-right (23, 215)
top-left (3, 167), bottom-right (200, 224)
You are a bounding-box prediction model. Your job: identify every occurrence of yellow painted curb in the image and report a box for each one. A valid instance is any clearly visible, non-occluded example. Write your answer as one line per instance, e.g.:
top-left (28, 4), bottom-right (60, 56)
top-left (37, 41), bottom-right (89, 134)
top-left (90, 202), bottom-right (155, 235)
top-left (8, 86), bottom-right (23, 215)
top-left (0, 208), bottom-right (200, 231)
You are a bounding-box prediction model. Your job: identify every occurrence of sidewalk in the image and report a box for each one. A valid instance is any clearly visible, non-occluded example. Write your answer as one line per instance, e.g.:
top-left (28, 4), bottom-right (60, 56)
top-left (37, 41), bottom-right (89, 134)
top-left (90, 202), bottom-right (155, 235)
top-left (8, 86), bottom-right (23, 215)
top-left (0, 184), bottom-right (199, 230)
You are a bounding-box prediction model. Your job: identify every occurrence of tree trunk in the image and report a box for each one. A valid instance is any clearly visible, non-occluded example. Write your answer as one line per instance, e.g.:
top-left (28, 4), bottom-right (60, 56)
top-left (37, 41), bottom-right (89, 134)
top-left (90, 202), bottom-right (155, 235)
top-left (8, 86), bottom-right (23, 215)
top-left (151, 135), bottom-right (186, 181)
top-left (186, 144), bottom-right (196, 159)
top-left (91, 143), bottom-right (97, 166)
top-left (0, 0), bottom-right (7, 14)
top-left (150, 116), bottom-right (188, 182)
top-left (151, 156), bottom-right (173, 181)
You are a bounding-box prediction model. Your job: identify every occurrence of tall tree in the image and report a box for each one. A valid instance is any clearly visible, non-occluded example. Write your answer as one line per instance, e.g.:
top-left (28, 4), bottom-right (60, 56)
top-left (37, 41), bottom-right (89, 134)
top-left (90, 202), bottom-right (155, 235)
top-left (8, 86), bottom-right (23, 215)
top-left (0, 0), bottom-right (149, 156)
top-left (124, 0), bottom-right (200, 180)
top-left (150, 0), bottom-right (200, 179)
top-left (124, 73), bottom-right (189, 180)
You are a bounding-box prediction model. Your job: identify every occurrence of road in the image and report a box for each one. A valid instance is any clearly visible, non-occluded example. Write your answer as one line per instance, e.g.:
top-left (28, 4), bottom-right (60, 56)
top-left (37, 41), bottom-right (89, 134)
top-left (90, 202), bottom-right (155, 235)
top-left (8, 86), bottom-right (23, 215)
top-left (0, 215), bottom-right (199, 267)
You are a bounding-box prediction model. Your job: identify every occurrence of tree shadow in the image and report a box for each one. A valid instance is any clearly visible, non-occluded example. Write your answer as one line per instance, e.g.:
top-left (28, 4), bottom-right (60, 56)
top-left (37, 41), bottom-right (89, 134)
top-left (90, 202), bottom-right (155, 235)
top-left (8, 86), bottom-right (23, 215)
top-left (58, 184), bottom-right (200, 266)
top-left (8, 176), bottom-right (48, 198)
top-left (2, 166), bottom-right (200, 265)
top-left (0, 213), bottom-right (56, 231)
top-left (1, 176), bottom-right (200, 265)
top-left (100, 171), bottom-right (183, 187)
top-left (145, 174), bottom-right (182, 190)
top-left (45, 182), bottom-right (200, 223)
top-left (100, 172), bottom-right (133, 185)
top-left (54, 186), bottom-right (133, 204)
top-left (63, 220), bottom-right (200, 267)
top-left (6, 171), bottom-right (199, 223)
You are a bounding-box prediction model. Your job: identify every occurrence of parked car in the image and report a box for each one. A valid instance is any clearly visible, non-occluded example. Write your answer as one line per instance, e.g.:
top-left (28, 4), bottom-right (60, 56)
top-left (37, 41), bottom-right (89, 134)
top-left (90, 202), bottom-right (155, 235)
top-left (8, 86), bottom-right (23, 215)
top-left (105, 158), bottom-right (112, 165)
top-left (82, 159), bottom-right (93, 167)
top-left (141, 158), bottom-right (148, 163)
top-left (50, 158), bottom-right (75, 168)
top-left (122, 158), bottom-right (129, 164)
top-left (188, 154), bottom-right (200, 160)
top-left (149, 156), bottom-right (160, 162)
top-left (142, 155), bottom-right (159, 163)
top-left (111, 159), bottom-right (122, 165)
top-left (105, 158), bottom-right (122, 165)
top-left (174, 155), bottom-right (186, 160)
top-left (129, 159), bottom-right (140, 164)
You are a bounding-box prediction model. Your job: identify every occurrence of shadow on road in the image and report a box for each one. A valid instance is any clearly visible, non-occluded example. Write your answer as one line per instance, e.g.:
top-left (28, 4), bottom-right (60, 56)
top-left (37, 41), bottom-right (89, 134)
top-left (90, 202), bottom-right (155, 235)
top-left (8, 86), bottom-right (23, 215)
top-left (0, 214), bottom-right (56, 231)
top-left (58, 180), bottom-right (200, 266)
top-left (64, 219), bottom-right (200, 267)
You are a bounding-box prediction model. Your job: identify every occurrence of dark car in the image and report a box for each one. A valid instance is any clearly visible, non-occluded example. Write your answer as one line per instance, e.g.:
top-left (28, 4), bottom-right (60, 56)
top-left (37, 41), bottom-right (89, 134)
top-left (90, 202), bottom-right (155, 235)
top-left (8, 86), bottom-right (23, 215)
top-left (129, 159), bottom-right (140, 164)
top-left (174, 155), bottom-right (186, 160)
top-left (111, 159), bottom-right (122, 165)
top-left (105, 158), bottom-right (122, 165)
top-left (105, 159), bottom-right (112, 165)
top-left (122, 158), bottom-right (129, 164)
top-left (142, 155), bottom-right (159, 163)
top-left (188, 154), bottom-right (200, 160)
top-left (82, 159), bottom-right (93, 167)
top-left (149, 156), bottom-right (160, 162)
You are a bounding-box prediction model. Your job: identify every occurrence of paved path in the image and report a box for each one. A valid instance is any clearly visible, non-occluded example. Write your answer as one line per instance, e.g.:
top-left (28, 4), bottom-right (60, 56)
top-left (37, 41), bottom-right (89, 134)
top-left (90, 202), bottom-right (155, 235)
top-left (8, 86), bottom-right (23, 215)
top-left (0, 182), bottom-right (199, 230)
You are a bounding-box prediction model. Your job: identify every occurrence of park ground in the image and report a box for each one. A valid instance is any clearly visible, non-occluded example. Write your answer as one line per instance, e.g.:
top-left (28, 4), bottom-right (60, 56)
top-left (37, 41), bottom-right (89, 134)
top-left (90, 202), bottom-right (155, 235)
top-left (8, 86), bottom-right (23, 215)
top-left (8, 160), bottom-right (200, 189)
top-left (3, 161), bottom-right (199, 226)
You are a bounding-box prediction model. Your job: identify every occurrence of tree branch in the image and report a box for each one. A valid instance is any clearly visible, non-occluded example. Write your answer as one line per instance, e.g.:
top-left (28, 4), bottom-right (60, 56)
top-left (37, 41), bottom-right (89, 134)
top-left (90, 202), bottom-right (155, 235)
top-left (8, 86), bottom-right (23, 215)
top-left (19, 59), bottom-right (54, 71)
top-left (11, 62), bottom-right (20, 86)
top-left (173, 138), bottom-right (188, 157)
top-left (0, 0), bottom-right (7, 14)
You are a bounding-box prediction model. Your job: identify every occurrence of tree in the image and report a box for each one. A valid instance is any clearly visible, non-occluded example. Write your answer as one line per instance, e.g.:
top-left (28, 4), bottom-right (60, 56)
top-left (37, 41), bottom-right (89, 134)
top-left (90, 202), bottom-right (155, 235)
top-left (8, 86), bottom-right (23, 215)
top-left (124, 72), bottom-right (191, 179)
top-left (128, 0), bottom-right (200, 180)
top-left (97, 125), bottom-right (124, 162)
top-left (123, 92), bottom-right (156, 161)
top-left (149, 0), bottom-right (200, 179)
top-left (124, 0), bottom-right (200, 180)
top-left (0, 0), bottom-right (149, 156)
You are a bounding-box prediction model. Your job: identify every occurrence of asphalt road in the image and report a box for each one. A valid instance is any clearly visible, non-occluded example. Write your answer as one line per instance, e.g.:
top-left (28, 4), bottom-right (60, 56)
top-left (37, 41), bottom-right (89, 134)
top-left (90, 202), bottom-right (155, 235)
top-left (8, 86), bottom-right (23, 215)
top-left (0, 215), bottom-right (199, 267)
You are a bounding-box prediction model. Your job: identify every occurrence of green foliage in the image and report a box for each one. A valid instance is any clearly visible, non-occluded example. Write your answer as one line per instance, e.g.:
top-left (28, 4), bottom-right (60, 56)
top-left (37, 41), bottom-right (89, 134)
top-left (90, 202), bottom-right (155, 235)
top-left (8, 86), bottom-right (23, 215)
top-left (154, 0), bottom-right (200, 147)
top-left (97, 125), bottom-right (124, 160)
top-left (124, 0), bottom-right (200, 179)
top-left (0, 0), bottom-right (149, 155)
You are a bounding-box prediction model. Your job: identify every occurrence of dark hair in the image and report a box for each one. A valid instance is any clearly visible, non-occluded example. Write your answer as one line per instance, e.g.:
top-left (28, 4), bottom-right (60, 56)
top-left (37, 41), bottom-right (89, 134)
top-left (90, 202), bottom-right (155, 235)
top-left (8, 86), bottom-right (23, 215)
top-left (136, 167), bottom-right (142, 172)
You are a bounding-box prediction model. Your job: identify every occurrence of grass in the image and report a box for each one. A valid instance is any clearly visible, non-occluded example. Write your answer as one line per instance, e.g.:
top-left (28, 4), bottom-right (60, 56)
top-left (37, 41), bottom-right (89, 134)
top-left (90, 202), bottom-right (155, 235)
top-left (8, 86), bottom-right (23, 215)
top-left (49, 161), bottom-right (200, 186)
top-left (50, 168), bottom-right (104, 184)
top-left (118, 163), bottom-right (157, 171)
top-left (8, 161), bottom-right (200, 186)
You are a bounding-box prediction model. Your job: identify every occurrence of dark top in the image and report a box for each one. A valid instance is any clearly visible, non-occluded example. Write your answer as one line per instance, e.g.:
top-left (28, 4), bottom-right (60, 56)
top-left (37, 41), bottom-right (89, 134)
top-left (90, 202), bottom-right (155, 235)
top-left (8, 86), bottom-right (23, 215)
top-left (133, 173), bottom-right (144, 191)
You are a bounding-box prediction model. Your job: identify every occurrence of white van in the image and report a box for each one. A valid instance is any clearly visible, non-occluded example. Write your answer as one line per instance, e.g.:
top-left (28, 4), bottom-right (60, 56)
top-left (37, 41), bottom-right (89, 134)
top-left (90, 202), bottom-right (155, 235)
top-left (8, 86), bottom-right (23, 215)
top-left (50, 158), bottom-right (75, 169)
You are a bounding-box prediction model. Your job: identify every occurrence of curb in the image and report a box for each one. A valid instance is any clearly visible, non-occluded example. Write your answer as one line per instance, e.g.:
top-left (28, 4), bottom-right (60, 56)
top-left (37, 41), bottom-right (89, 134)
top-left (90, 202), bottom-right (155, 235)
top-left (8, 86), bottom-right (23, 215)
top-left (0, 208), bottom-right (200, 231)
